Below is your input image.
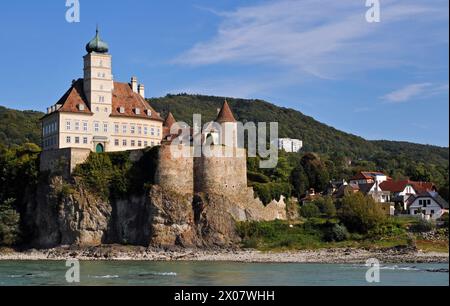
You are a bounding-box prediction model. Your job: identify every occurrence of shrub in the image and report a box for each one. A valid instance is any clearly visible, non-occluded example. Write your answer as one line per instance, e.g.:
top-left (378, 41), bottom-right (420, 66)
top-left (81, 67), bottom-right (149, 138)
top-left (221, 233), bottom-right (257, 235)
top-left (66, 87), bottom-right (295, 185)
top-left (252, 182), bottom-right (292, 205)
top-left (338, 192), bottom-right (386, 234)
top-left (0, 199), bottom-right (21, 246)
top-left (247, 171), bottom-right (270, 184)
top-left (410, 219), bottom-right (436, 233)
top-left (324, 224), bottom-right (349, 242)
top-left (300, 203), bottom-right (321, 219)
top-left (314, 196), bottom-right (337, 218)
top-left (439, 213), bottom-right (449, 228)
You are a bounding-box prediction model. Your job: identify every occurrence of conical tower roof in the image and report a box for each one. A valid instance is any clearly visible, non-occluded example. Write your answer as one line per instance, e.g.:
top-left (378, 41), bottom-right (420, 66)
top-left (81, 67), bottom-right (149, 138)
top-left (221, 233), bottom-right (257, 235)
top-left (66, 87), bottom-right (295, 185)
top-left (164, 112), bottom-right (177, 129)
top-left (216, 100), bottom-right (236, 123)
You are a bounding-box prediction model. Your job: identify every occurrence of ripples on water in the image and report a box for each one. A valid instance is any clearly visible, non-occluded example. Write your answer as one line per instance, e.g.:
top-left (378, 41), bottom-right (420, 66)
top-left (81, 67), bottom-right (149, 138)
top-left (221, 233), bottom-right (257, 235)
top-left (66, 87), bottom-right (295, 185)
top-left (0, 261), bottom-right (448, 286)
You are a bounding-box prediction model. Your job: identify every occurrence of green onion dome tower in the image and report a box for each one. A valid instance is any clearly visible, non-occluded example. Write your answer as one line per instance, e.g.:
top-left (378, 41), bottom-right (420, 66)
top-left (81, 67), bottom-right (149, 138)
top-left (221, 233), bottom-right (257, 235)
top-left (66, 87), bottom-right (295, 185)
top-left (85, 26), bottom-right (109, 54)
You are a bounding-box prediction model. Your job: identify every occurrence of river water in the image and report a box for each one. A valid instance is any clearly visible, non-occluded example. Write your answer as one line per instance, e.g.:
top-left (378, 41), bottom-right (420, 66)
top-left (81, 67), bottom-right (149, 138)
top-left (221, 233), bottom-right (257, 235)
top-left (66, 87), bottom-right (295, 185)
top-left (0, 261), bottom-right (448, 286)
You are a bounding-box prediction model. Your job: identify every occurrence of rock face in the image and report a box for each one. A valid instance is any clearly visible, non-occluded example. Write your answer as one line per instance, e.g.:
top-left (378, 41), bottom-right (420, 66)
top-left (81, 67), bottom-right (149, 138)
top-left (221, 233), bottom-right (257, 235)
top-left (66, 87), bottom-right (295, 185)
top-left (27, 177), bottom-right (286, 249)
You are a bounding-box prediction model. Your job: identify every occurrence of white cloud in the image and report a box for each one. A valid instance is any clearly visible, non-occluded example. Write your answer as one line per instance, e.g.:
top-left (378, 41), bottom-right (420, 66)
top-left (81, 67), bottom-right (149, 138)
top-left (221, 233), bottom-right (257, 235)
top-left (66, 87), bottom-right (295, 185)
top-left (174, 0), bottom-right (448, 79)
top-left (383, 83), bottom-right (432, 103)
top-left (383, 82), bottom-right (449, 103)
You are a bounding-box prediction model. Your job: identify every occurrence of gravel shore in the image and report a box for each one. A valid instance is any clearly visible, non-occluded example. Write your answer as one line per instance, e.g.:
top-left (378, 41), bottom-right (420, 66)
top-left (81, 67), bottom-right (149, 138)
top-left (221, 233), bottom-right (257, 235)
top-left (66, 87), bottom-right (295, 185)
top-left (1, 246), bottom-right (448, 264)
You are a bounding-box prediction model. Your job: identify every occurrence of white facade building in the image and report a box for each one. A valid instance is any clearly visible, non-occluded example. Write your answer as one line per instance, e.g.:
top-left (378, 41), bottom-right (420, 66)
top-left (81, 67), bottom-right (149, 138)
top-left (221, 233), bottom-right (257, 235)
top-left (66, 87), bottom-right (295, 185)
top-left (41, 28), bottom-right (163, 153)
top-left (278, 138), bottom-right (303, 153)
top-left (408, 192), bottom-right (449, 220)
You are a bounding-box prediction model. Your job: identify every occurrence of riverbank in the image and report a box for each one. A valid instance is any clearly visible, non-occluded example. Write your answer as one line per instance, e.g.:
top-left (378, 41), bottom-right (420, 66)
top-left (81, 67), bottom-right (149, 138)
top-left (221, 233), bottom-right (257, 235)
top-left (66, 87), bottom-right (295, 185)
top-left (1, 245), bottom-right (448, 264)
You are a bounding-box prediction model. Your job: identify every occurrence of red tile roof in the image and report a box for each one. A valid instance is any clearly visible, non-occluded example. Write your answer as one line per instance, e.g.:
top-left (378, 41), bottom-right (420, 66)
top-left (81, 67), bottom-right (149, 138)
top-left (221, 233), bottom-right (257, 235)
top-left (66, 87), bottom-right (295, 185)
top-left (216, 100), bottom-right (236, 123)
top-left (53, 80), bottom-right (92, 116)
top-left (44, 79), bottom-right (163, 121)
top-left (111, 82), bottom-right (163, 121)
top-left (350, 171), bottom-right (388, 181)
top-left (380, 180), bottom-right (436, 193)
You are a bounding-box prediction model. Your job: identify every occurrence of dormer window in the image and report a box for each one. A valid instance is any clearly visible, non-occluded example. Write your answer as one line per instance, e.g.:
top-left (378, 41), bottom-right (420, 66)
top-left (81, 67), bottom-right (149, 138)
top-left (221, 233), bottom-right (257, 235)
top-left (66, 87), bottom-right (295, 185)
top-left (78, 104), bottom-right (85, 111)
top-left (119, 107), bottom-right (125, 114)
top-left (135, 108), bottom-right (141, 115)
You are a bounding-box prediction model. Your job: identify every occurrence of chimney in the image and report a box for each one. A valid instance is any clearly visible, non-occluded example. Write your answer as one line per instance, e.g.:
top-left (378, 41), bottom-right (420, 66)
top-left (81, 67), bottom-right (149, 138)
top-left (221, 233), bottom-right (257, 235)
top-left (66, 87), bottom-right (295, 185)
top-left (138, 84), bottom-right (145, 98)
top-left (131, 77), bottom-right (138, 93)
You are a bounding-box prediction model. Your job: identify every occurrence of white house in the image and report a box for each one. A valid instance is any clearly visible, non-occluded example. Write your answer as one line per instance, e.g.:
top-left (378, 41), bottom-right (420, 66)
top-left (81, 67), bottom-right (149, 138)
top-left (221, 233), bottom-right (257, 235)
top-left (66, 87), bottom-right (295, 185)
top-left (278, 138), bottom-right (303, 153)
top-left (380, 180), bottom-right (437, 211)
top-left (408, 192), bottom-right (449, 220)
top-left (349, 171), bottom-right (390, 186)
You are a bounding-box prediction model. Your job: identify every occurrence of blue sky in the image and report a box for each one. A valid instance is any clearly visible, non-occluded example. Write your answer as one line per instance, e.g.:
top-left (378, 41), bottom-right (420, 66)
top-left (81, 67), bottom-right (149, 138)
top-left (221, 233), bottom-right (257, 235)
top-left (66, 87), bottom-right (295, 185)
top-left (0, 0), bottom-right (448, 146)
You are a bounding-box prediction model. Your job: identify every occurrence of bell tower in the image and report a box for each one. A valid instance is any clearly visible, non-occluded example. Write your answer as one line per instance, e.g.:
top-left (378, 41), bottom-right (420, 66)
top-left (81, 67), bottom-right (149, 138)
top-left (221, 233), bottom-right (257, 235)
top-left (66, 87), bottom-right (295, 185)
top-left (83, 27), bottom-right (114, 112)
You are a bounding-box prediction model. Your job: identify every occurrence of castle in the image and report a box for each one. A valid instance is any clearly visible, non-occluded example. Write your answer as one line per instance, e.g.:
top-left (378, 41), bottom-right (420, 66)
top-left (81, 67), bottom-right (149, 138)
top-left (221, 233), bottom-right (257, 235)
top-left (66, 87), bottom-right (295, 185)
top-left (30, 29), bottom-right (289, 249)
top-left (39, 28), bottom-right (248, 194)
top-left (41, 28), bottom-right (164, 155)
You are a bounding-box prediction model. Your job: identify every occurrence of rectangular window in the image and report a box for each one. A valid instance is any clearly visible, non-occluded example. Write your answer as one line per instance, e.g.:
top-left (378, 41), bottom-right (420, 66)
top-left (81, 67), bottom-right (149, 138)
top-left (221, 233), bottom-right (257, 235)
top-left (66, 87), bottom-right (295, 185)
top-left (75, 137), bottom-right (80, 144)
top-left (66, 136), bottom-right (71, 143)
top-left (83, 137), bottom-right (88, 144)
top-left (66, 121), bottom-right (71, 131)
top-left (94, 122), bottom-right (99, 132)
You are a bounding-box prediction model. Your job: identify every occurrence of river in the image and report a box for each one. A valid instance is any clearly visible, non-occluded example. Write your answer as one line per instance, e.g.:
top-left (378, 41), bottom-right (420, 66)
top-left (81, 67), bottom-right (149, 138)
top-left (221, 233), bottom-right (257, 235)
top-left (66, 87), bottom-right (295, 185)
top-left (0, 261), bottom-right (448, 286)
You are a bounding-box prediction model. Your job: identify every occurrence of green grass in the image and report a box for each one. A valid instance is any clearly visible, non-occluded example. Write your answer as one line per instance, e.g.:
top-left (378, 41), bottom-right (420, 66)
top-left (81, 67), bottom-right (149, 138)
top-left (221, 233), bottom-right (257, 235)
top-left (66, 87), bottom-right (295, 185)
top-left (236, 219), bottom-right (416, 252)
top-left (415, 240), bottom-right (449, 253)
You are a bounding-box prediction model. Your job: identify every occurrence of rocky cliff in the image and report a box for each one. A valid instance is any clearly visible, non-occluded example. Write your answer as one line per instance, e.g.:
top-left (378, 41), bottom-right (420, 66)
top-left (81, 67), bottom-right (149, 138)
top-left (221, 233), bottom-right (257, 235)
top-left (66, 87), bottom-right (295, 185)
top-left (26, 175), bottom-right (286, 249)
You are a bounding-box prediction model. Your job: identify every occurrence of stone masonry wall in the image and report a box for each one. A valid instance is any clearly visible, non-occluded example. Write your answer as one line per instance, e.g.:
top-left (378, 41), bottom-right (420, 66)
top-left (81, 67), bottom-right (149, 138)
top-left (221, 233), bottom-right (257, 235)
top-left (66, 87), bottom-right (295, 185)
top-left (40, 148), bottom-right (91, 177)
top-left (155, 144), bottom-right (194, 194)
top-left (194, 147), bottom-right (248, 197)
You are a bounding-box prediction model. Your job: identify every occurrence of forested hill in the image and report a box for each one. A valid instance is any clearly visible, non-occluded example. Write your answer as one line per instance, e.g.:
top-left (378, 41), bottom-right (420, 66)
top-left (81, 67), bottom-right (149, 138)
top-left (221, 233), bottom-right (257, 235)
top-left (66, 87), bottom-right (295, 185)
top-left (0, 94), bottom-right (448, 170)
top-left (149, 94), bottom-right (449, 167)
top-left (0, 106), bottom-right (43, 147)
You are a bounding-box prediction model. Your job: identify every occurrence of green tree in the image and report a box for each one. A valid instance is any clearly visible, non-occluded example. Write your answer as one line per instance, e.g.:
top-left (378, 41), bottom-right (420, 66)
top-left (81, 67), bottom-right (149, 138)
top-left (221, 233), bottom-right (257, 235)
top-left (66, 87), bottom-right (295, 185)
top-left (0, 199), bottom-right (21, 246)
top-left (300, 203), bottom-right (321, 219)
top-left (290, 164), bottom-right (308, 198)
top-left (314, 196), bottom-right (337, 218)
top-left (338, 192), bottom-right (386, 234)
top-left (300, 153), bottom-right (330, 193)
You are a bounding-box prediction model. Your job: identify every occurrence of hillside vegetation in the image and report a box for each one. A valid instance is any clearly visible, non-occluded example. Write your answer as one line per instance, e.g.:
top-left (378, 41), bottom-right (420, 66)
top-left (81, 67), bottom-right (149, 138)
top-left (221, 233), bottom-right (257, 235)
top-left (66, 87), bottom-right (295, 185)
top-left (0, 106), bottom-right (43, 147)
top-left (149, 94), bottom-right (448, 166)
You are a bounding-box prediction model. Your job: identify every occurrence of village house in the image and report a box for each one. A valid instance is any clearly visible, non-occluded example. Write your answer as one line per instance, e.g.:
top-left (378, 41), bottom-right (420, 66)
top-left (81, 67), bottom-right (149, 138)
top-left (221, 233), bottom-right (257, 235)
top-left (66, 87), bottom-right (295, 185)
top-left (278, 138), bottom-right (303, 153)
top-left (349, 171), bottom-right (391, 186)
top-left (379, 180), bottom-right (437, 211)
top-left (407, 192), bottom-right (449, 220)
top-left (333, 171), bottom-right (442, 217)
